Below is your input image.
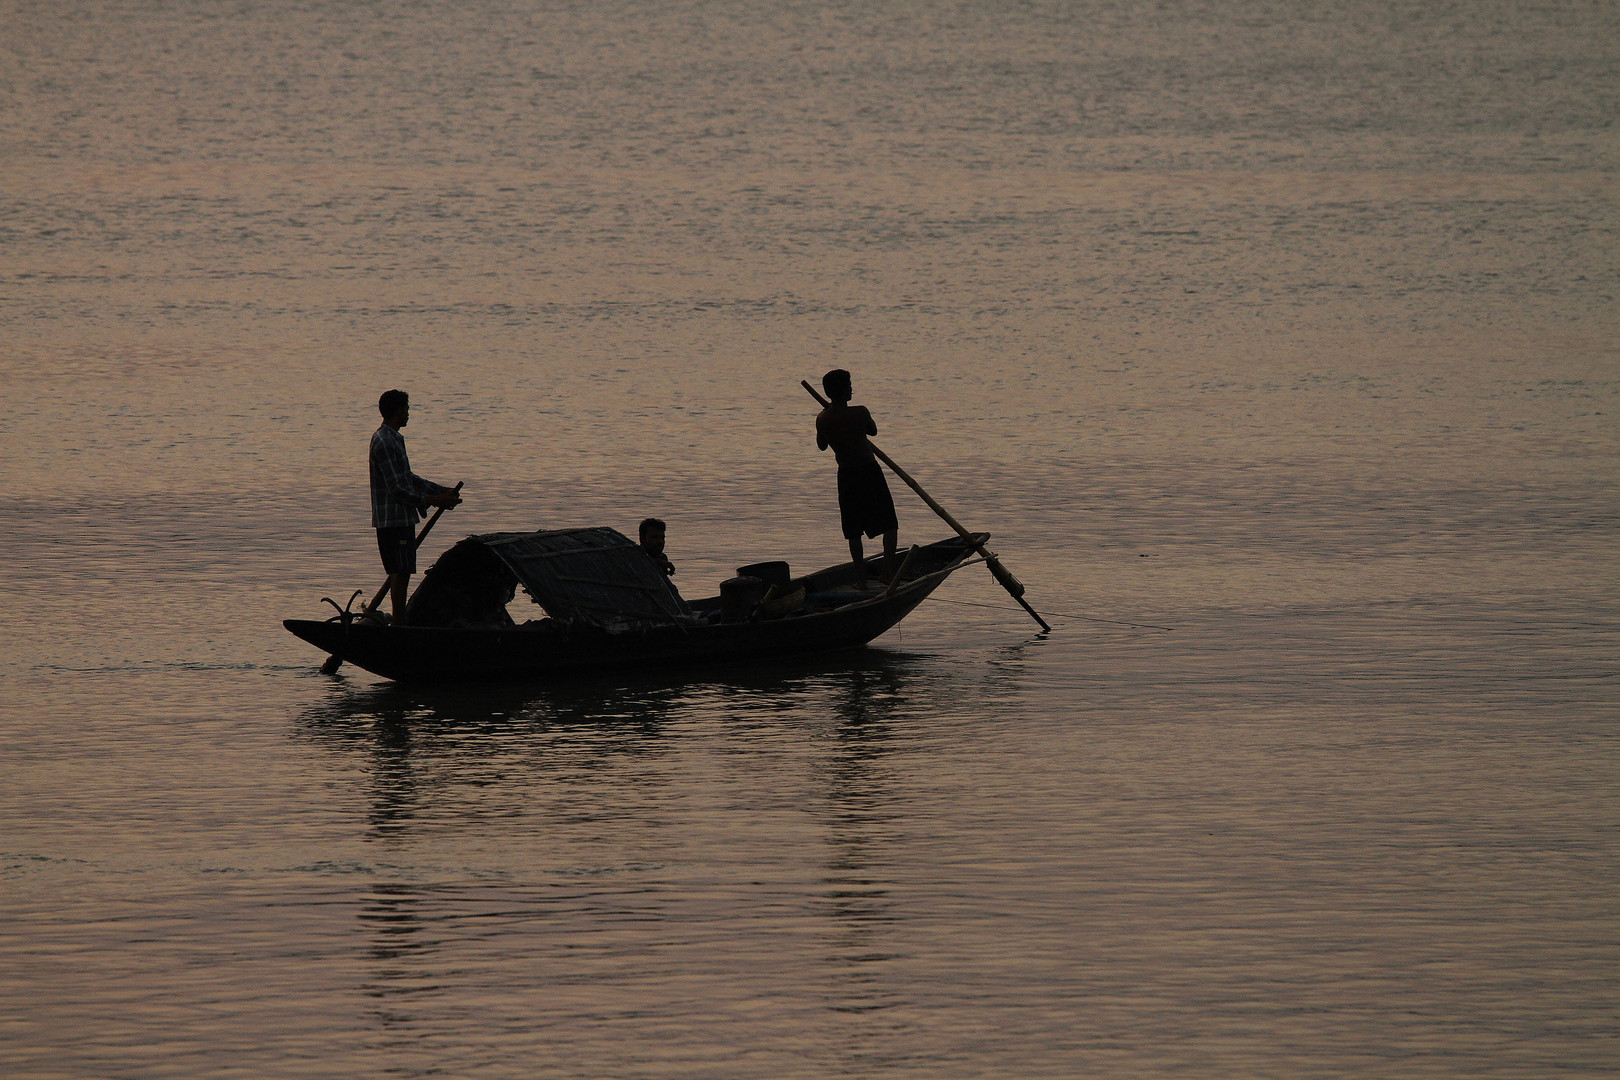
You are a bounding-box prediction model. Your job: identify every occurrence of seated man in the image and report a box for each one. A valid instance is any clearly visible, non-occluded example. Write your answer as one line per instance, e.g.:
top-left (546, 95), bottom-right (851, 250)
top-left (639, 517), bottom-right (675, 576)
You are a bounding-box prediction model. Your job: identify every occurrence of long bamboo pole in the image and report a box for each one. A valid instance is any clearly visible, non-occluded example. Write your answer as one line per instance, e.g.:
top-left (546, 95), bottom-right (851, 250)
top-left (802, 381), bottom-right (1050, 632)
top-left (320, 481), bottom-right (464, 674)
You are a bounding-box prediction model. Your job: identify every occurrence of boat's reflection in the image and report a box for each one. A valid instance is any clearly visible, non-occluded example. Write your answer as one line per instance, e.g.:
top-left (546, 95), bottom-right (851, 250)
top-left (294, 646), bottom-right (941, 735)
top-left (288, 644), bottom-right (1028, 1044)
top-left (810, 662), bottom-right (911, 1030)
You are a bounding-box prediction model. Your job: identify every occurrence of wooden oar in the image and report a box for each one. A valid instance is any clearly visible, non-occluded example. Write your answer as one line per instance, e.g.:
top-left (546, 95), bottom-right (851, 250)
top-left (802, 381), bottom-right (1050, 631)
top-left (320, 481), bottom-right (464, 674)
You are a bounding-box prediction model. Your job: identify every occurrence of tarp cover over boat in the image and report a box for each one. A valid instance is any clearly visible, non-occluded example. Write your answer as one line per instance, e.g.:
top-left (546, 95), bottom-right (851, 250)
top-left (404, 527), bottom-right (692, 629)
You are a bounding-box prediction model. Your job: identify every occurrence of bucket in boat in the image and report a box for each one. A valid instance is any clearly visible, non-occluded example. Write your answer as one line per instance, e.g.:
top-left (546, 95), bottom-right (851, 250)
top-left (719, 575), bottom-right (767, 622)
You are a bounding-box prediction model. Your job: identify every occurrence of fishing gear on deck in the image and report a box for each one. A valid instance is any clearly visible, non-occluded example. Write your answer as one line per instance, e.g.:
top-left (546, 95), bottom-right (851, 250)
top-left (319, 589), bottom-right (367, 627)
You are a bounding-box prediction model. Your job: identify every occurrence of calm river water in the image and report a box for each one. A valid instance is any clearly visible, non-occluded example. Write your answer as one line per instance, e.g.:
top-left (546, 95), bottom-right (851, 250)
top-left (2, 1), bottom-right (1616, 1076)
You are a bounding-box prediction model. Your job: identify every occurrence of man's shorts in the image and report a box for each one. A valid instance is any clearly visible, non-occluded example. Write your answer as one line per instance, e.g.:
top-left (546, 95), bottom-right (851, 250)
top-left (377, 525), bottom-right (416, 575)
top-left (837, 462), bottom-right (899, 540)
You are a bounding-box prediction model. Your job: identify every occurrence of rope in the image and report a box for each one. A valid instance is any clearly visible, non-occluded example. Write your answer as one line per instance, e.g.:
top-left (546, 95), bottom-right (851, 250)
top-left (926, 595), bottom-right (1174, 632)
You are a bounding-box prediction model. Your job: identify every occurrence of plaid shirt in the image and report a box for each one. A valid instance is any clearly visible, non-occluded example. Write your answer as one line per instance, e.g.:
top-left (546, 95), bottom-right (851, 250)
top-left (369, 424), bottom-right (442, 529)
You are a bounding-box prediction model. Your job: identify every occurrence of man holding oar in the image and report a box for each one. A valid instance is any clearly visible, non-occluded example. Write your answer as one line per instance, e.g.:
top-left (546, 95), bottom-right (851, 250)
top-left (371, 389), bottom-right (461, 625)
top-left (815, 368), bottom-right (899, 589)
top-left (801, 376), bottom-right (1051, 632)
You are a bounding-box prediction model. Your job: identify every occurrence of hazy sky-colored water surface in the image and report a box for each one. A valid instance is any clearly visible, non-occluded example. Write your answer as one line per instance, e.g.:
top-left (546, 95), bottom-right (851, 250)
top-left (2, 1), bottom-right (1616, 1076)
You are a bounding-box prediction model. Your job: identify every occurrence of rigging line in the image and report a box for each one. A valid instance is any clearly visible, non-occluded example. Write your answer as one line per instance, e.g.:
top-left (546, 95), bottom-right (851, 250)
top-left (927, 595), bottom-right (1174, 632)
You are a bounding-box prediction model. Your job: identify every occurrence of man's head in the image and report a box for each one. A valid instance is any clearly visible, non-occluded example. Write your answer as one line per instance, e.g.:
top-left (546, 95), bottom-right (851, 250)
top-left (639, 517), bottom-right (666, 552)
top-left (378, 389), bottom-right (410, 427)
top-left (822, 369), bottom-right (852, 402)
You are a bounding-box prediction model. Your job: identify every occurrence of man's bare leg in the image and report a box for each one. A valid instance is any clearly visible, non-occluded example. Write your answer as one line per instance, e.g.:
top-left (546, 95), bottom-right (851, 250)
top-left (389, 572), bottom-right (411, 625)
top-left (848, 536), bottom-right (866, 589)
top-left (881, 530), bottom-right (898, 583)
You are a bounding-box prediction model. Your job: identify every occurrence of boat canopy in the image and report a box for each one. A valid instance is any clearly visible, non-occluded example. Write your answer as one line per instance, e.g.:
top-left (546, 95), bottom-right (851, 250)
top-left (405, 527), bottom-right (692, 629)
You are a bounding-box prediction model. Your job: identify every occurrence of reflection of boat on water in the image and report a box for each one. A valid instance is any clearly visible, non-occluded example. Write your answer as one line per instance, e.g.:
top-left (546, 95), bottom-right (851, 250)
top-left (285, 527), bottom-right (989, 683)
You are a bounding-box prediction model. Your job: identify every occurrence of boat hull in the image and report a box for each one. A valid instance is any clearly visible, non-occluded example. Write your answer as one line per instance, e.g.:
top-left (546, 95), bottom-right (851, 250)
top-left (285, 535), bottom-right (982, 683)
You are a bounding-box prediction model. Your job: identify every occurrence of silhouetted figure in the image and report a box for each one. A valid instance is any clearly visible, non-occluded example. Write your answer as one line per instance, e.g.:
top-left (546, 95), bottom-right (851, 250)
top-left (370, 389), bottom-right (461, 624)
top-left (639, 517), bottom-right (675, 576)
top-left (815, 368), bottom-right (898, 587)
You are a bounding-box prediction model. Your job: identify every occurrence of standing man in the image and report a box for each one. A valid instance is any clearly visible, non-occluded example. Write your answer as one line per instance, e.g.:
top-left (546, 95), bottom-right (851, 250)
top-left (815, 368), bottom-right (898, 588)
top-left (370, 389), bottom-right (461, 624)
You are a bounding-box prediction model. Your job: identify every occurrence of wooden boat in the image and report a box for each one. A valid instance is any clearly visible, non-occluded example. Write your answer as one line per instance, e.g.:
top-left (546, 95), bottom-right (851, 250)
top-left (284, 527), bottom-right (989, 683)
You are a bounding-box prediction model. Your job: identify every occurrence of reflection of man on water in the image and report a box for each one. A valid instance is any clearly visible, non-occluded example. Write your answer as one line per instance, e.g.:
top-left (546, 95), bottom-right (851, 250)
top-left (639, 517), bottom-right (675, 576)
top-left (370, 389), bottom-right (461, 625)
top-left (815, 368), bottom-right (899, 588)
